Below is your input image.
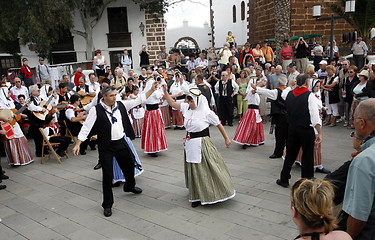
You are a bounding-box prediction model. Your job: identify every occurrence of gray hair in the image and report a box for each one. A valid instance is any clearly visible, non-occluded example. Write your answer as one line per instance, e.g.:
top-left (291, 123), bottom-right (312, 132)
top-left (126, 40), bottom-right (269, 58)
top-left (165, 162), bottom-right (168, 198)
top-left (296, 73), bottom-right (309, 86)
top-left (102, 86), bottom-right (116, 96)
top-left (29, 85), bottom-right (39, 94)
top-left (278, 76), bottom-right (288, 86)
top-left (356, 98), bottom-right (375, 124)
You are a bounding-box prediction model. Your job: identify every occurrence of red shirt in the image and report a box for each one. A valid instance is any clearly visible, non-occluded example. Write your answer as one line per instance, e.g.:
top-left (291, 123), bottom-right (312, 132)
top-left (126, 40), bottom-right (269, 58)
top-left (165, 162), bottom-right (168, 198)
top-left (74, 72), bottom-right (82, 86)
top-left (20, 65), bottom-right (34, 78)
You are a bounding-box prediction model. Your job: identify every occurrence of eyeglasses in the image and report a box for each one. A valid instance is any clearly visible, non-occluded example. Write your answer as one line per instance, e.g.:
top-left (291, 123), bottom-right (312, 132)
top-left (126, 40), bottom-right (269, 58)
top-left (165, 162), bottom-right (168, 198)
top-left (342, 64), bottom-right (348, 65)
top-left (348, 71), bottom-right (354, 73)
top-left (15, 81), bottom-right (21, 83)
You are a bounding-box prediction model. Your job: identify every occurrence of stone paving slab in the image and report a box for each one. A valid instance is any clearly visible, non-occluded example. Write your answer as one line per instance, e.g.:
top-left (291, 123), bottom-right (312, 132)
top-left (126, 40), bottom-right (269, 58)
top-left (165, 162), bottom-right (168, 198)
top-left (0, 120), bottom-right (353, 240)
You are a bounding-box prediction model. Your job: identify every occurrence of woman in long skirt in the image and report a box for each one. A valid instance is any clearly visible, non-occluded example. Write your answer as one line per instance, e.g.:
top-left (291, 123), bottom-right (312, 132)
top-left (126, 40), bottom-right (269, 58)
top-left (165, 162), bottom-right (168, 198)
top-left (233, 81), bottom-right (264, 148)
top-left (141, 77), bottom-right (168, 157)
top-left (163, 86), bottom-right (235, 207)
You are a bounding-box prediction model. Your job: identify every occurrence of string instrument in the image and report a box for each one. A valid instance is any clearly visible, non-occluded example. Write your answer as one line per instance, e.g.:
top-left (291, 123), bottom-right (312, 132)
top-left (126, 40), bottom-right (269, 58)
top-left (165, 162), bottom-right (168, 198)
top-left (32, 94), bottom-right (64, 120)
top-left (0, 98), bottom-right (32, 126)
top-left (77, 90), bottom-right (95, 106)
top-left (0, 122), bottom-right (14, 140)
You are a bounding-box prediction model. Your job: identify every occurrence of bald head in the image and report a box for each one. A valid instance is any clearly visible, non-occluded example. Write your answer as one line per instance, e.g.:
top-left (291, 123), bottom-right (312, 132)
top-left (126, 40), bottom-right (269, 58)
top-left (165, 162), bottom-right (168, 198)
top-left (356, 98), bottom-right (375, 124)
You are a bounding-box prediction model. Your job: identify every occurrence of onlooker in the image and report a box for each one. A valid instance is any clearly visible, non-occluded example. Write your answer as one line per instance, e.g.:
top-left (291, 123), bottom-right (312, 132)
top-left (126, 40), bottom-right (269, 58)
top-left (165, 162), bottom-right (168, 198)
top-left (312, 42), bottom-right (324, 72)
top-left (343, 98), bottom-right (375, 239)
top-left (342, 66), bottom-right (359, 127)
top-left (207, 47), bottom-right (218, 70)
top-left (351, 37), bottom-right (368, 70)
top-left (280, 40), bottom-right (293, 73)
top-left (139, 44), bottom-right (150, 68)
top-left (93, 49), bottom-right (107, 77)
top-left (35, 57), bottom-right (51, 86)
top-left (291, 178), bottom-right (351, 240)
top-left (269, 65), bottom-right (286, 90)
top-left (294, 37), bottom-right (309, 73)
top-left (121, 49), bottom-right (132, 74)
top-left (252, 43), bottom-right (265, 66)
top-left (73, 67), bottom-right (83, 86)
top-left (322, 65), bottom-right (340, 127)
top-left (240, 42), bottom-right (253, 68)
top-left (226, 31), bottom-right (236, 49)
top-left (317, 60), bottom-right (328, 80)
top-left (286, 62), bottom-right (300, 84)
top-left (10, 77), bottom-right (29, 102)
top-left (158, 47), bottom-right (168, 67)
top-left (261, 42), bottom-right (274, 65)
top-left (20, 58), bottom-right (34, 87)
top-left (218, 43), bottom-right (232, 70)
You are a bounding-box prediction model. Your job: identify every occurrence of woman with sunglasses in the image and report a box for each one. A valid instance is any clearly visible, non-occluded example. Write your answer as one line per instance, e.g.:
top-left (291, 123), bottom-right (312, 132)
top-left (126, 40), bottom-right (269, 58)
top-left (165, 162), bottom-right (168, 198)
top-left (342, 66), bottom-right (359, 127)
top-left (162, 86), bottom-right (235, 208)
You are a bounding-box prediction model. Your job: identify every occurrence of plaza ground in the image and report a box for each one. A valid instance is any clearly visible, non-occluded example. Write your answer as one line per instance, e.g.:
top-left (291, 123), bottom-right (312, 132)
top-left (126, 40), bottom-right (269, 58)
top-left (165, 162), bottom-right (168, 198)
top-left (0, 120), bottom-right (353, 240)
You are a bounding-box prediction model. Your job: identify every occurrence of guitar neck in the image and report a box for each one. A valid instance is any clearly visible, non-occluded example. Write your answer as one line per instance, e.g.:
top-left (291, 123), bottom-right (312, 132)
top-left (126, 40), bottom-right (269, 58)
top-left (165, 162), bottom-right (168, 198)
top-left (14, 99), bottom-right (32, 115)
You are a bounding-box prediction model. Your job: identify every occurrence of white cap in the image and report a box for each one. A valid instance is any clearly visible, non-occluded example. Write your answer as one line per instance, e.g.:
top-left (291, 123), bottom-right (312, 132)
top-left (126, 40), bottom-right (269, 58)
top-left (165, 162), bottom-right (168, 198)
top-left (319, 60), bottom-right (328, 65)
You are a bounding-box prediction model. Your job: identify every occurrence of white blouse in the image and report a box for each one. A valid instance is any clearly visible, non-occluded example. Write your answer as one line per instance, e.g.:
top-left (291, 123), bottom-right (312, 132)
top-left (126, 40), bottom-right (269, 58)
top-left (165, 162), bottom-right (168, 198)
top-left (180, 103), bottom-right (220, 133)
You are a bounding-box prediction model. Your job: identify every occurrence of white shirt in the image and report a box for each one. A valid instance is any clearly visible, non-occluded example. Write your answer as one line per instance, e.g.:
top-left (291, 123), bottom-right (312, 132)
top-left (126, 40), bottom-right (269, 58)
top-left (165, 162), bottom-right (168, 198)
top-left (78, 94), bottom-right (146, 141)
top-left (143, 79), bottom-right (164, 105)
top-left (65, 104), bottom-right (79, 121)
top-left (10, 86), bottom-right (29, 102)
top-left (256, 87), bottom-right (321, 127)
top-left (88, 82), bottom-right (100, 95)
top-left (27, 96), bottom-right (43, 112)
top-left (214, 79), bottom-right (239, 96)
top-left (180, 102), bottom-right (220, 132)
top-left (121, 55), bottom-right (132, 66)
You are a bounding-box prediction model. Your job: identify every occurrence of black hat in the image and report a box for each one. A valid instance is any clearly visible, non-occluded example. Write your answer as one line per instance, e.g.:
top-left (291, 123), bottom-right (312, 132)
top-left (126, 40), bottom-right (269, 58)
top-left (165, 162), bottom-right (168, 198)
top-left (288, 62), bottom-right (296, 68)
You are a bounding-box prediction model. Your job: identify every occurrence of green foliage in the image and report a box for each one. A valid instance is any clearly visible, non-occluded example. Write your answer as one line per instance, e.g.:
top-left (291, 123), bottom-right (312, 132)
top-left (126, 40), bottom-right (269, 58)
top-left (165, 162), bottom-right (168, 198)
top-left (329, 0), bottom-right (375, 39)
top-left (0, 0), bottom-right (74, 57)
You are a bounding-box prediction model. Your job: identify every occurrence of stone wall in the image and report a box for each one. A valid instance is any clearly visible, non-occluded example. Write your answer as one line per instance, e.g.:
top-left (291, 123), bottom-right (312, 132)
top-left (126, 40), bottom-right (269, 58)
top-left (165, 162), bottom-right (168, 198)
top-left (145, 13), bottom-right (166, 63)
top-left (248, 0), bottom-right (354, 54)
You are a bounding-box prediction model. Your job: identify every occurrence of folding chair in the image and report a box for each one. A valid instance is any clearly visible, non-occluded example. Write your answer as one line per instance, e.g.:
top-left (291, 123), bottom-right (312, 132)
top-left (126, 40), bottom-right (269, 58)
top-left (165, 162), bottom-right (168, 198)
top-left (39, 128), bottom-right (69, 164)
top-left (64, 120), bottom-right (77, 144)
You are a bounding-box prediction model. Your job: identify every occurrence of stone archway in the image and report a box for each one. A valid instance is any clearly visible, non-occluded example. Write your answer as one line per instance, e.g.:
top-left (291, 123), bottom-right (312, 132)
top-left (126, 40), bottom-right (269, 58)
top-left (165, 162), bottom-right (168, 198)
top-left (174, 36), bottom-right (200, 50)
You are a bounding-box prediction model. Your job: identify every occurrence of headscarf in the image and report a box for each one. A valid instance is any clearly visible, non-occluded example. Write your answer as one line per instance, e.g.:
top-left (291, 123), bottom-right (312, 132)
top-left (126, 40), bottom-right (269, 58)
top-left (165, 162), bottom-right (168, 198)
top-left (188, 88), bottom-right (210, 119)
top-left (40, 84), bottom-right (51, 101)
top-left (0, 86), bottom-right (15, 109)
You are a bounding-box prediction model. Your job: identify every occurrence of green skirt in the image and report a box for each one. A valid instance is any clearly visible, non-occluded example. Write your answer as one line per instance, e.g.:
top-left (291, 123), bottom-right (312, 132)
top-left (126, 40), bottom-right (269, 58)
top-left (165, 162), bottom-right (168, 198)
top-left (184, 137), bottom-right (235, 205)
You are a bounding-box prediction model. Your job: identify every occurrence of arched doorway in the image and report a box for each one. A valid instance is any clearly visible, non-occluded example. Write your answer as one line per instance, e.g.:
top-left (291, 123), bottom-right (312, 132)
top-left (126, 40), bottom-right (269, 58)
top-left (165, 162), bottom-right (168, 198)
top-left (173, 37), bottom-right (200, 56)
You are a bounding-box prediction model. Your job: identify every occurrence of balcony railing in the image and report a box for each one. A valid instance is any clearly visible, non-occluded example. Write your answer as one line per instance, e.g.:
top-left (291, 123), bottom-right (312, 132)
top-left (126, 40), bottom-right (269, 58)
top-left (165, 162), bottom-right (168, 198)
top-left (107, 32), bottom-right (132, 48)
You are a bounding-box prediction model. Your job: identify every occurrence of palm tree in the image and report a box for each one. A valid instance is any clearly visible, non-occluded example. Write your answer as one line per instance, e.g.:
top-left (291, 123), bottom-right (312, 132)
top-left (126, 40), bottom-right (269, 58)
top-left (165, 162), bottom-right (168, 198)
top-left (329, 0), bottom-right (375, 51)
top-left (274, 0), bottom-right (290, 64)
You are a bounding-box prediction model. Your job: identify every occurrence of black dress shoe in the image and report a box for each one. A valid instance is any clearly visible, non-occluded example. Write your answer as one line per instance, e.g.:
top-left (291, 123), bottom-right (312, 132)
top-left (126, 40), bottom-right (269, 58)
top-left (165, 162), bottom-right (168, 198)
top-left (148, 153), bottom-right (158, 157)
top-left (0, 185), bottom-right (6, 190)
top-left (2, 170), bottom-right (5, 174)
top-left (103, 208), bottom-right (112, 217)
top-left (112, 182), bottom-right (121, 187)
top-left (93, 163), bottom-right (102, 170)
top-left (242, 145), bottom-right (247, 149)
top-left (90, 146), bottom-right (96, 150)
top-left (316, 167), bottom-right (331, 174)
top-left (228, 123), bottom-right (233, 126)
top-left (269, 154), bottom-right (282, 159)
top-left (276, 179), bottom-right (289, 188)
top-left (80, 151), bottom-right (87, 155)
top-left (124, 186), bottom-right (142, 194)
top-left (56, 151), bottom-right (66, 158)
top-left (191, 201), bottom-right (201, 208)
top-left (1, 174), bottom-right (9, 180)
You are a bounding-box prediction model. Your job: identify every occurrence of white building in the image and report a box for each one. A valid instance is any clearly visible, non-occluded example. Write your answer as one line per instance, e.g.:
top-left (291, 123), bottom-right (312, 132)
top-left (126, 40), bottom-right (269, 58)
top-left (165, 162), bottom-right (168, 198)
top-left (0, 0), bottom-right (166, 74)
top-left (166, 20), bottom-right (211, 51)
top-left (211, 0), bottom-right (249, 48)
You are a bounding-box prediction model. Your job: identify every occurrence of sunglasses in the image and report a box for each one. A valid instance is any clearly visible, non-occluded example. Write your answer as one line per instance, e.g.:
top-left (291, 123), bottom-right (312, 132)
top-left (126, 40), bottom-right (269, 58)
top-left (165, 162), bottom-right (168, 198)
top-left (348, 71), bottom-right (354, 73)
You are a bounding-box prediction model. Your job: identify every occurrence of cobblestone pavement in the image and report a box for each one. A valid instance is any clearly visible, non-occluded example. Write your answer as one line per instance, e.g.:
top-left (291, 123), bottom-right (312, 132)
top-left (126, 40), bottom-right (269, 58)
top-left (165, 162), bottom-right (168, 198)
top-left (0, 120), bottom-right (353, 240)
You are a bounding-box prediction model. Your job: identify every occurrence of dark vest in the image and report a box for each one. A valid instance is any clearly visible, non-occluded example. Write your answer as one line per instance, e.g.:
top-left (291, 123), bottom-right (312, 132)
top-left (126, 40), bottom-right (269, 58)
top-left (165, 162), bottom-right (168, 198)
top-left (285, 90), bottom-right (311, 127)
top-left (218, 80), bottom-right (233, 97)
top-left (270, 88), bottom-right (287, 116)
top-left (75, 85), bottom-right (89, 93)
top-left (94, 101), bottom-right (135, 151)
top-left (66, 109), bottom-right (83, 136)
top-left (324, 75), bottom-right (340, 104)
top-left (197, 84), bottom-right (212, 106)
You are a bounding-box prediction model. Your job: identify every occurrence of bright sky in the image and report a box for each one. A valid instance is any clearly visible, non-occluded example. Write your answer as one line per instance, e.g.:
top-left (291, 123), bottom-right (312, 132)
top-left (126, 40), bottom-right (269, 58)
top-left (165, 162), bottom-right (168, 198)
top-left (164, 0), bottom-right (210, 29)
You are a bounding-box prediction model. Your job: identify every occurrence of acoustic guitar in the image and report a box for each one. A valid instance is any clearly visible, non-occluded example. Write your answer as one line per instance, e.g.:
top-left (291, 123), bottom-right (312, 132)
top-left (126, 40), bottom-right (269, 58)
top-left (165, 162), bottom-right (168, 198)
top-left (0, 98), bottom-right (32, 126)
top-left (33, 103), bottom-right (68, 121)
top-left (77, 90), bottom-right (95, 106)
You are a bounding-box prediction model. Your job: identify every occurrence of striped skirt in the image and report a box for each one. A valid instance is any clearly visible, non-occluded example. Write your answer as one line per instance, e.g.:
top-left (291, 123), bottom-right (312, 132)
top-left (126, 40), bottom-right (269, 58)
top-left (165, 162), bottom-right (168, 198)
top-left (132, 118), bottom-right (144, 138)
top-left (185, 137), bottom-right (235, 205)
top-left (141, 109), bottom-right (168, 153)
top-left (160, 105), bottom-right (171, 128)
top-left (113, 136), bottom-right (144, 183)
top-left (293, 141), bottom-right (322, 167)
top-left (5, 136), bottom-right (34, 166)
top-left (172, 109), bottom-right (184, 127)
top-left (233, 109), bottom-right (265, 146)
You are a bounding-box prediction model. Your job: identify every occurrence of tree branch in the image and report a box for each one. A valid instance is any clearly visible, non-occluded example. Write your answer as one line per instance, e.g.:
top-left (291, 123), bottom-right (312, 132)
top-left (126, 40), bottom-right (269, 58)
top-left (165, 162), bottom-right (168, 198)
top-left (71, 29), bottom-right (87, 38)
top-left (90, 0), bottom-right (116, 28)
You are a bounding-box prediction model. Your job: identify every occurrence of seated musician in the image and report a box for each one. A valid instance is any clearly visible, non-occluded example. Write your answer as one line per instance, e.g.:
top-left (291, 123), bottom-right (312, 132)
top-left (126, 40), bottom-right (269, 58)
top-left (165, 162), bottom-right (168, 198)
top-left (88, 73), bottom-right (100, 97)
top-left (43, 113), bottom-right (71, 157)
top-left (57, 83), bottom-right (70, 136)
top-left (65, 94), bottom-right (90, 155)
top-left (15, 94), bottom-right (30, 135)
top-left (28, 85), bottom-right (47, 157)
top-left (74, 76), bottom-right (90, 96)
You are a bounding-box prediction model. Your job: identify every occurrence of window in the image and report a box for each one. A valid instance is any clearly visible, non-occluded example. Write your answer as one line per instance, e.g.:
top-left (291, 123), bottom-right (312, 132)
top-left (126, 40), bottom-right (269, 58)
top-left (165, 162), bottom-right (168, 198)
top-left (233, 5), bottom-right (236, 23)
top-left (107, 7), bottom-right (129, 33)
top-left (241, 1), bottom-right (245, 21)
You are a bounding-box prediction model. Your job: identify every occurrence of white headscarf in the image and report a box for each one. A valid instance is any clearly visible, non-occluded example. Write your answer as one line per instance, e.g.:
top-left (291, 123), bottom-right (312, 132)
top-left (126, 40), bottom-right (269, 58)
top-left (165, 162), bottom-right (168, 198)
top-left (40, 84), bottom-right (51, 101)
top-left (0, 87), bottom-right (15, 109)
top-left (188, 88), bottom-right (211, 119)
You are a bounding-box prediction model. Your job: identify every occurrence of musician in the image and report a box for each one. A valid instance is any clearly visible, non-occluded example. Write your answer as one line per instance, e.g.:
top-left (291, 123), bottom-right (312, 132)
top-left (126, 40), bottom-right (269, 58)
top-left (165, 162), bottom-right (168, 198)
top-left (65, 94), bottom-right (89, 155)
top-left (15, 94), bottom-right (30, 135)
top-left (88, 73), bottom-right (100, 97)
top-left (0, 86), bottom-right (33, 165)
top-left (72, 83), bottom-right (158, 217)
top-left (74, 77), bottom-right (90, 95)
top-left (28, 85), bottom-right (46, 157)
top-left (43, 113), bottom-right (71, 157)
top-left (10, 77), bottom-right (29, 103)
top-left (57, 82), bottom-right (70, 136)
top-left (0, 114), bottom-right (11, 190)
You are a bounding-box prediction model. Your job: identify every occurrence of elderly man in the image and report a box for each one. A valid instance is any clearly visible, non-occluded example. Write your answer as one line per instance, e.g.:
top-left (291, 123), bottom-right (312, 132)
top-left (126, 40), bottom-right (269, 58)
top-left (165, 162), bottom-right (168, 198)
top-left (316, 60), bottom-right (328, 79)
top-left (61, 74), bottom-right (75, 91)
top-left (351, 37), bottom-right (368, 70)
top-left (10, 77), bottom-right (29, 102)
top-left (343, 98), bottom-right (375, 239)
top-left (214, 71), bottom-right (239, 126)
top-left (73, 83), bottom-right (157, 217)
top-left (287, 62), bottom-right (300, 84)
top-left (269, 65), bottom-right (286, 89)
top-left (88, 73), bottom-right (100, 96)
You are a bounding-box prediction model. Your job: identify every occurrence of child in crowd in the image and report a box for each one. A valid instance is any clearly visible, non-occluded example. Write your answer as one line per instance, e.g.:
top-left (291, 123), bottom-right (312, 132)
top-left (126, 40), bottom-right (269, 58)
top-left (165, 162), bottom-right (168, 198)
top-left (43, 113), bottom-right (71, 157)
top-left (226, 31), bottom-right (236, 49)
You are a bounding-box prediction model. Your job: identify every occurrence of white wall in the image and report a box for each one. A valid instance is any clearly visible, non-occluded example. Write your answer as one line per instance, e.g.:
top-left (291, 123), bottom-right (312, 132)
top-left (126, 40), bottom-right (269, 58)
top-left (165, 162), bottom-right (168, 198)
top-left (166, 21), bottom-right (211, 51)
top-left (18, 0), bottom-right (147, 71)
top-left (211, 0), bottom-right (248, 48)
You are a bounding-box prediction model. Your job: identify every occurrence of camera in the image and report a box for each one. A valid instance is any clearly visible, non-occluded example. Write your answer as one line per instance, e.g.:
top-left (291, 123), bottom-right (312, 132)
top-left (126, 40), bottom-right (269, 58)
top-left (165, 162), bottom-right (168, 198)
top-left (156, 77), bottom-right (161, 82)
